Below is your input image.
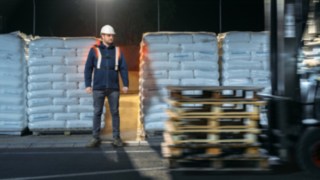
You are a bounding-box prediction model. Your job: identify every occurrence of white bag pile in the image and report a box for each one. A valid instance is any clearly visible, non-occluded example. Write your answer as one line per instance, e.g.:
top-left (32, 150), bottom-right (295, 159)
top-left (140, 32), bottom-right (219, 132)
top-left (219, 31), bottom-right (271, 92)
top-left (0, 32), bottom-right (27, 134)
top-left (299, 37), bottom-right (320, 76)
top-left (27, 37), bottom-right (105, 132)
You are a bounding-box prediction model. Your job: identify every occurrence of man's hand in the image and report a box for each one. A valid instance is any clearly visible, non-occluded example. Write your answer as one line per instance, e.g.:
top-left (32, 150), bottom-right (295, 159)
top-left (85, 87), bottom-right (92, 94)
top-left (122, 87), bottom-right (128, 93)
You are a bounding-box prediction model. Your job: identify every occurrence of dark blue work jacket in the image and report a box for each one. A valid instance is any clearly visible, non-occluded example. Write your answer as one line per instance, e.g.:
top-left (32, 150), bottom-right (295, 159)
top-left (84, 42), bottom-right (129, 90)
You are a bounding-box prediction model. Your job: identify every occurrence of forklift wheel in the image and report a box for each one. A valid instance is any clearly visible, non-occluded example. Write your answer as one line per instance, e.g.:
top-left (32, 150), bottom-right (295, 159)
top-left (297, 127), bottom-right (320, 176)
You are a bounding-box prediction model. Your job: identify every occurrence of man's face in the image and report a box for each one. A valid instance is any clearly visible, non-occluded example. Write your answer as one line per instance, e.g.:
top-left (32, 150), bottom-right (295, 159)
top-left (101, 34), bottom-right (114, 45)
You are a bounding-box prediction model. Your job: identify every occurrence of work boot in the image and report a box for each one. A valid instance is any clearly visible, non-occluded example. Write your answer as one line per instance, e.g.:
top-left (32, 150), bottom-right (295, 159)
top-left (112, 138), bottom-right (123, 147)
top-left (86, 138), bottom-right (101, 148)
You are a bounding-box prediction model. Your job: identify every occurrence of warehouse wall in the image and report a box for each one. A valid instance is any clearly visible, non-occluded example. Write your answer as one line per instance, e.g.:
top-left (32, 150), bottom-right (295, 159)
top-left (0, 0), bottom-right (264, 44)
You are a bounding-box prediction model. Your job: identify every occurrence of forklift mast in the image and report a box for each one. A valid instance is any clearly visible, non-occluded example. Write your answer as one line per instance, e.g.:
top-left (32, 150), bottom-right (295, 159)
top-left (264, 0), bottom-right (311, 158)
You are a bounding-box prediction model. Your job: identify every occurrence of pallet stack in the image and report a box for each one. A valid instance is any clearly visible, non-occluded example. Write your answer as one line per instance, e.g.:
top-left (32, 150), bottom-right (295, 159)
top-left (139, 32), bottom-right (219, 133)
top-left (0, 32), bottom-right (27, 135)
top-left (27, 37), bottom-right (105, 135)
top-left (162, 86), bottom-right (269, 170)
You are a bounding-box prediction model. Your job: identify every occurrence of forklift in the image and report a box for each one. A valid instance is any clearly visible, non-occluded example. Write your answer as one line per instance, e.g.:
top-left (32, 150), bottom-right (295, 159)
top-left (263, 0), bottom-right (320, 176)
top-left (162, 0), bottom-right (320, 175)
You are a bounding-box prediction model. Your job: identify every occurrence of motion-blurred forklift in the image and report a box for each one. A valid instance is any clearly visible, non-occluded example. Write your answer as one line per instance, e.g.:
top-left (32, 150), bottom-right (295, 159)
top-left (263, 0), bottom-right (320, 176)
top-left (162, 0), bottom-right (320, 175)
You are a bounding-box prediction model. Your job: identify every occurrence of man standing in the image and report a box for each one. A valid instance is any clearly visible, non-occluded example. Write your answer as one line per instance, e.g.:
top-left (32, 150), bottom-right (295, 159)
top-left (84, 25), bottom-right (129, 147)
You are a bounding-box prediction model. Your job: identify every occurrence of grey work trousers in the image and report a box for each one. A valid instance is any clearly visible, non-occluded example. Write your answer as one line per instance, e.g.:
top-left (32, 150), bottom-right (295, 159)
top-left (92, 89), bottom-right (120, 140)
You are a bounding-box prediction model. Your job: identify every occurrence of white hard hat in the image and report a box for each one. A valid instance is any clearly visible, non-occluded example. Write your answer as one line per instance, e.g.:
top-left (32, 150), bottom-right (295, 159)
top-left (100, 25), bottom-right (116, 34)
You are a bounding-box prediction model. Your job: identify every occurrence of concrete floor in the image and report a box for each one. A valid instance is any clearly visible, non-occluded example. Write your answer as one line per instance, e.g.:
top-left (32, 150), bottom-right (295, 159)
top-left (0, 135), bottom-right (318, 180)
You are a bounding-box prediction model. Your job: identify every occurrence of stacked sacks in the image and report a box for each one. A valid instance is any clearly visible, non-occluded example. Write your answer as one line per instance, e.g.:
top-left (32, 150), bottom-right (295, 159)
top-left (27, 37), bottom-right (104, 132)
top-left (219, 31), bottom-right (270, 92)
top-left (299, 37), bottom-right (320, 74)
top-left (140, 32), bottom-right (219, 133)
top-left (0, 32), bottom-right (27, 134)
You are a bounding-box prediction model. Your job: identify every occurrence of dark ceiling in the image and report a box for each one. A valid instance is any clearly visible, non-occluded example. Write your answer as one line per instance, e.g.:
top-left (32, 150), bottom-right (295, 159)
top-left (0, 0), bottom-right (264, 45)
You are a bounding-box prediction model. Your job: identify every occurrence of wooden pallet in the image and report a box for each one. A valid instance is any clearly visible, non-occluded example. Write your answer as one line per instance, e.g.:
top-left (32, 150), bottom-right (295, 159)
top-left (167, 86), bottom-right (264, 101)
top-left (0, 128), bottom-right (28, 136)
top-left (167, 98), bottom-right (266, 105)
top-left (32, 129), bottom-right (91, 136)
top-left (168, 101), bottom-right (265, 116)
top-left (163, 86), bottom-right (267, 171)
top-left (164, 131), bottom-right (259, 145)
top-left (167, 118), bottom-right (259, 131)
top-left (167, 110), bottom-right (261, 120)
top-left (167, 156), bottom-right (269, 170)
top-left (165, 120), bottom-right (261, 134)
top-left (169, 114), bottom-right (261, 121)
top-left (0, 131), bottom-right (24, 136)
top-left (162, 142), bottom-right (262, 158)
top-left (167, 100), bottom-right (266, 115)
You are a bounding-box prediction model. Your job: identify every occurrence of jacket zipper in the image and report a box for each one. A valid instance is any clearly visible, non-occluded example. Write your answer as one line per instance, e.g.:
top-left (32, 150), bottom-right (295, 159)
top-left (106, 49), bottom-right (109, 89)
